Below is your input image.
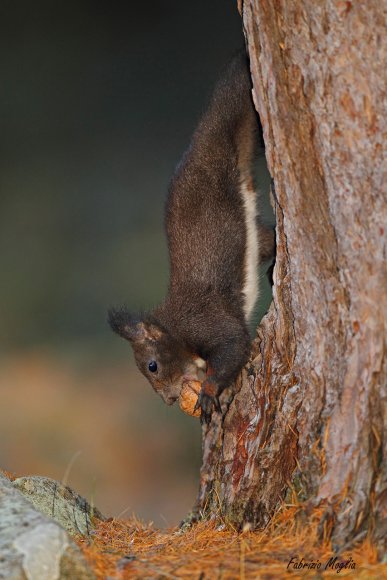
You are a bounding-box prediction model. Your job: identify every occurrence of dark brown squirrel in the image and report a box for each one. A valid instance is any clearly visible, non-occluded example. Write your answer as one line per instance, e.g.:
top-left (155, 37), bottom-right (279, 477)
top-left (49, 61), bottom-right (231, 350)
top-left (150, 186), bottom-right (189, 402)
top-left (108, 51), bottom-right (275, 424)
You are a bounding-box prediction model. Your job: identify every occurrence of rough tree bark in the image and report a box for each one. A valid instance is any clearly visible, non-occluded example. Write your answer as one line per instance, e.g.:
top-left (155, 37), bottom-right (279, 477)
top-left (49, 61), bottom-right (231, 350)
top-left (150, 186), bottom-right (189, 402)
top-left (195, 0), bottom-right (386, 551)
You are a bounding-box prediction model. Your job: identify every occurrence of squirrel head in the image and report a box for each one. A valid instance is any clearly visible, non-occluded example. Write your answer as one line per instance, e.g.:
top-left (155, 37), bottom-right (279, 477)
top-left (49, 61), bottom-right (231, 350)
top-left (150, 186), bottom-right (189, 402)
top-left (108, 307), bottom-right (202, 405)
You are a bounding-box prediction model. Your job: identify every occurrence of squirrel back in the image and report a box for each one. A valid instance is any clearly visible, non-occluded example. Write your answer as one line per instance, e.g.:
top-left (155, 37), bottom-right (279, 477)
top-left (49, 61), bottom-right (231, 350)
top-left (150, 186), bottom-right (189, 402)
top-left (165, 51), bottom-right (258, 322)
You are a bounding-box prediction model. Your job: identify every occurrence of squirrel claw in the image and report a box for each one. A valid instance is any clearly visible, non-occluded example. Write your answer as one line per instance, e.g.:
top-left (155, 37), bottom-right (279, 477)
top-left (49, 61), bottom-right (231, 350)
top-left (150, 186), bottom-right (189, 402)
top-left (193, 397), bottom-right (200, 413)
top-left (195, 389), bottom-right (222, 425)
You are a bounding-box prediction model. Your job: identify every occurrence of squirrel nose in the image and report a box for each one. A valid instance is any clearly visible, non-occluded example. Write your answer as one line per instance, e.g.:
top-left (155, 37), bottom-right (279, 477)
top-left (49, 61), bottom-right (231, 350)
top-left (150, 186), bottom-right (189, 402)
top-left (165, 394), bottom-right (178, 406)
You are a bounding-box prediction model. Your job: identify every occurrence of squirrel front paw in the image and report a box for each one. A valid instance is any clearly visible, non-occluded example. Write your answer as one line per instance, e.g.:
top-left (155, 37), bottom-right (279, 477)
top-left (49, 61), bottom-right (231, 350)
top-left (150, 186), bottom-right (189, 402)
top-left (194, 380), bottom-right (222, 425)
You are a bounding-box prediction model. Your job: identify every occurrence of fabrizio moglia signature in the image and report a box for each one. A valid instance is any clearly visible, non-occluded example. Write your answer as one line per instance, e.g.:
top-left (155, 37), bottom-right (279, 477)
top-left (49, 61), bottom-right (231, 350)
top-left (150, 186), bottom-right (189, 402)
top-left (287, 556), bottom-right (356, 573)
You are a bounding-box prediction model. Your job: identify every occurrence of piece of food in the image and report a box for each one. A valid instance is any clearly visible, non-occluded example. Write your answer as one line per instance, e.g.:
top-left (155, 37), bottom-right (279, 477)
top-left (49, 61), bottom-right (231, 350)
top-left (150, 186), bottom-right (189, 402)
top-left (179, 380), bottom-right (201, 417)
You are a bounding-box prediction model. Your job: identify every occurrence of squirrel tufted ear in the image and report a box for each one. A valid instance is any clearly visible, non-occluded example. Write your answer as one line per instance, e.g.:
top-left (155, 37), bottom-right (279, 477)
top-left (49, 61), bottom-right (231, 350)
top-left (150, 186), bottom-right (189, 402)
top-left (107, 307), bottom-right (146, 342)
top-left (108, 307), bottom-right (165, 343)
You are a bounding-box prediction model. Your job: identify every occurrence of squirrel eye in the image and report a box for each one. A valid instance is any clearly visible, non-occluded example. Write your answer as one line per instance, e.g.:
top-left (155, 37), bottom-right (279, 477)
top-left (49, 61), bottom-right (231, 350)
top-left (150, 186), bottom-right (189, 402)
top-left (148, 360), bottom-right (158, 373)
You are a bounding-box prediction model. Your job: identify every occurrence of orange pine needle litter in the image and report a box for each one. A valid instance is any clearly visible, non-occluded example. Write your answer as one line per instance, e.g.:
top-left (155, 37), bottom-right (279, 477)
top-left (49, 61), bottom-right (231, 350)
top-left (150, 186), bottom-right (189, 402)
top-left (77, 505), bottom-right (386, 579)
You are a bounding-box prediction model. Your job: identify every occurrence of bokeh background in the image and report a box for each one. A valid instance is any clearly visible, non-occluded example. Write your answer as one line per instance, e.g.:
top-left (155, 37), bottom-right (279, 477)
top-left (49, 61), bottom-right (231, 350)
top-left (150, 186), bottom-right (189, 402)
top-left (0, 0), bottom-right (272, 526)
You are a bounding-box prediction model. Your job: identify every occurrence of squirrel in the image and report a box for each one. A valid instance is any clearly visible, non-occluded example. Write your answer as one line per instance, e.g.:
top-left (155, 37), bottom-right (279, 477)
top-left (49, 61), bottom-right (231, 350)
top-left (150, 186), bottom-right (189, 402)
top-left (108, 51), bottom-right (275, 424)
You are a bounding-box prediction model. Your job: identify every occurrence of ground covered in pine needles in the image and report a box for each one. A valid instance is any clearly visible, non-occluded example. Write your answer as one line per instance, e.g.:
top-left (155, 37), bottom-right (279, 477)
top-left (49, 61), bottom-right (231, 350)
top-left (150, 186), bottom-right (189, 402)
top-left (77, 504), bottom-right (386, 579)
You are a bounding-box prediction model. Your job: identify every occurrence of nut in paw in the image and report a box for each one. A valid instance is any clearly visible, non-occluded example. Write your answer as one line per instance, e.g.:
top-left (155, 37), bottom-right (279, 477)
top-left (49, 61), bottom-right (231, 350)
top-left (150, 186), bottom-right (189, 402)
top-left (179, 380), bottom-right (201, 418)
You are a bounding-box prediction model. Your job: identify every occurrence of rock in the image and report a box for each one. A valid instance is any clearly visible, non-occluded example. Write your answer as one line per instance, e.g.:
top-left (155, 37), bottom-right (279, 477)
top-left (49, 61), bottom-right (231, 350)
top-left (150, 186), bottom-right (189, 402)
top-left (13, 476), bottom-right (105, 537)
top-left (0, 472), bottom-right (95, 579)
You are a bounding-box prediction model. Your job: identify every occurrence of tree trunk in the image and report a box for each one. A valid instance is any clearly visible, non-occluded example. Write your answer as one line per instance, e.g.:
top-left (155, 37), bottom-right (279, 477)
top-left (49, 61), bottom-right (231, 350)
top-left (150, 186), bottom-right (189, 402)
top-left (195, 0), bottom-right (386, 551)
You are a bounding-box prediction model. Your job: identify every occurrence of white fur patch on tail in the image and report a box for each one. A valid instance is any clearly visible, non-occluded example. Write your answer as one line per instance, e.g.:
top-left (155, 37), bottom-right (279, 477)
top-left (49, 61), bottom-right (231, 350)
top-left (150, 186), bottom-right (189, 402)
top-left (240, 180), bottom-right (259, 322)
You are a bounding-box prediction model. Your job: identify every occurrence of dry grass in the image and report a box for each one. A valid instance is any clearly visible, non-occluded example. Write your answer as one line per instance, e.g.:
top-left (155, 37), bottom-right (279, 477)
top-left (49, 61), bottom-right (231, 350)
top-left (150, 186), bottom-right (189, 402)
top-left (77, 503), bottom-right (386, 579)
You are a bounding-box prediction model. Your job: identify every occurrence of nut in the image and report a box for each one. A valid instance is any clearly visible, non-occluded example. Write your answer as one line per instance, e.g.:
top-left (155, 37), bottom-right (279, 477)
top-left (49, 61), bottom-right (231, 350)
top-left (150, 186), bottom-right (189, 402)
top-left (179, 380), bottom-right (201, 417)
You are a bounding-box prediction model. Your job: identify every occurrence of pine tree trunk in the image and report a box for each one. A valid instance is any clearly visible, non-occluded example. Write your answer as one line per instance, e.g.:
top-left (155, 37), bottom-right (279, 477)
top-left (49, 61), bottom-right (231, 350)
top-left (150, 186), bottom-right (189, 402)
top-left (195, 0), bottom-right (386, 551)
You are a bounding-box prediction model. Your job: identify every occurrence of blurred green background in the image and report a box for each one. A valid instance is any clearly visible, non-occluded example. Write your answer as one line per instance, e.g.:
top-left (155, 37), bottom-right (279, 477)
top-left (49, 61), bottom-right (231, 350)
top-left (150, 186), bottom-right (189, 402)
top-left (0, 0), bottom-right (272, 526)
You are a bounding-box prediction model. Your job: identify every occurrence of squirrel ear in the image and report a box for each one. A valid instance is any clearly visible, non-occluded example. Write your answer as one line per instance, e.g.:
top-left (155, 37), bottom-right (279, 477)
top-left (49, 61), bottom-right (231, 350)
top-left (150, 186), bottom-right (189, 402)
top-left (108, 307), bottom-right (165, 343)
top-left (107, 307), bottom-right (146, 342)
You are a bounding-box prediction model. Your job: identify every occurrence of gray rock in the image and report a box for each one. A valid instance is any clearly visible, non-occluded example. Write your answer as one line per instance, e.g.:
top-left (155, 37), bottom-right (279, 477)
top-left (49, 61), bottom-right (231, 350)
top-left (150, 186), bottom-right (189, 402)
top-left (12, 476), bottom-right (105, 538)
top-left (0, 473), bottom-right (95, 580)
